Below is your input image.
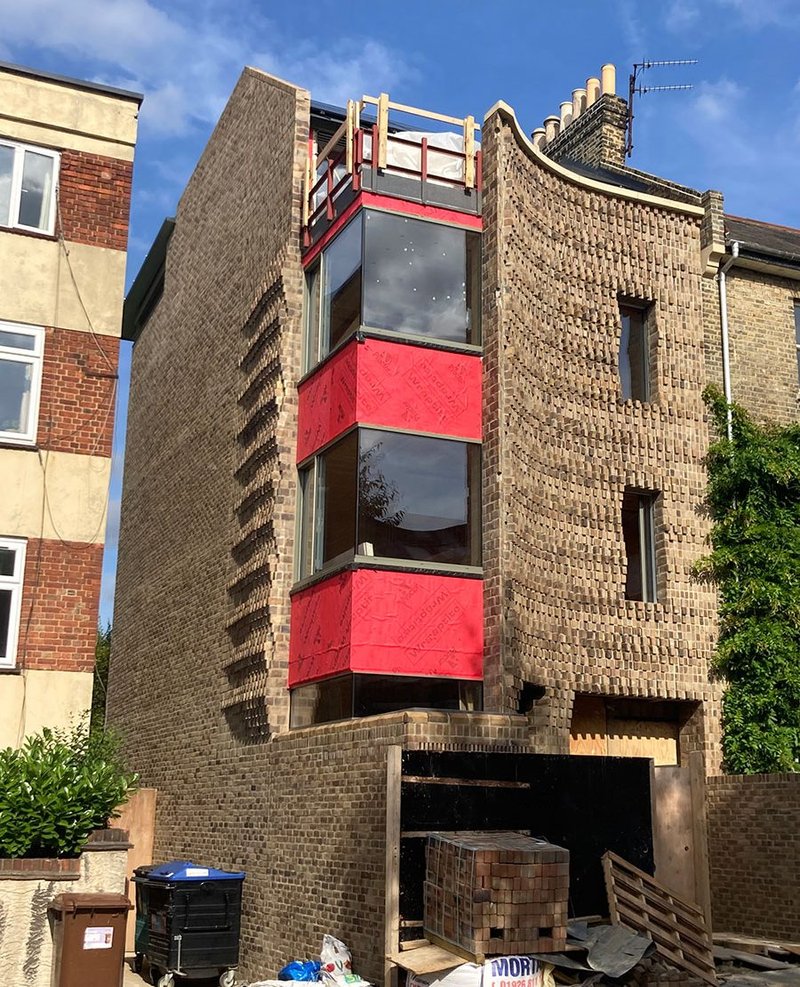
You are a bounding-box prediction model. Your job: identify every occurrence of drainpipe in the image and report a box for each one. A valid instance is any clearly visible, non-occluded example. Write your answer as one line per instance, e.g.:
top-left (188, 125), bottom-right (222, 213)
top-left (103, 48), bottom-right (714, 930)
top-left (717, 241), bottom-right (739, 441)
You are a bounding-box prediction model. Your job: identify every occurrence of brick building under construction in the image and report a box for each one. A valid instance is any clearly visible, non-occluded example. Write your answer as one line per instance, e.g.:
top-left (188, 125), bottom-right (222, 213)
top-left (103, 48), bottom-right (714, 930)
top-left (108, 63), bottom-right (800, 980)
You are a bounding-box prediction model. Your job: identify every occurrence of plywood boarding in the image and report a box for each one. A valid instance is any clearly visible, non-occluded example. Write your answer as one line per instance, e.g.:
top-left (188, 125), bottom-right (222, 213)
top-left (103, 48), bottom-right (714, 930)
top-left (113, 787), bottom-right (157, 952)
top-left (651, 764), bottom-right (696, 903)
top-left (602, 851), bottom-right (716, 985)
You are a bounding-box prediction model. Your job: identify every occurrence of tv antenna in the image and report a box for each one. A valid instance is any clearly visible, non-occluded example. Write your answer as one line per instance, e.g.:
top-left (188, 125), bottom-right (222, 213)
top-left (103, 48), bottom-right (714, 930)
top-left (626, 59), bottom-right (697, 157)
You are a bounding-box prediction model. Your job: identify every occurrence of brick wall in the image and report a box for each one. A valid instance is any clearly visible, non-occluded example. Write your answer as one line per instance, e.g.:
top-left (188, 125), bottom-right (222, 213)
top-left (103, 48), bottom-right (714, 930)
top-left (707, 773), bottom-right (800, 941)
top-left (19, 537), bottom-right (102, 672)
top-left (482, 107), bottom-right (721, 765)
top-left (38, 326), bottom-right (118, 457)
top-left (58, 149), bottom-right (133, 251)
top-left (544, 94), bottom-right (627, 169)
top-left (725, 268), bottom-right (800, 423)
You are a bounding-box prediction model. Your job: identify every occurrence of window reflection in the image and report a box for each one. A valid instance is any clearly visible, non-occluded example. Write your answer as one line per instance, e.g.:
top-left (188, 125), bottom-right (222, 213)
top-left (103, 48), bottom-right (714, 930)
top-left (297, 428), bottom-right (481, 578)
top-left (304, 210), bottom-right (481, 368)
top-left (363, 211), bottom-right (480, 344)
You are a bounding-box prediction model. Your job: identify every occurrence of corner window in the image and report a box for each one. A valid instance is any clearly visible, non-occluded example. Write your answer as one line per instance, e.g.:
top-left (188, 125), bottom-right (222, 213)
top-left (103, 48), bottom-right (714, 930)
top-left (0, 537), bottom-right (26, 667)
top-left (297, 428), bottom-right (481, 578)
top-left (290, 673), bottom-right (482, 727)
top-left (619, 300), bottom-right (653, 402)
top-left (621, 488), bottom-right (658, 603)
top-left (0, 141), bottom-right (59, 235)
top-left (0, 321), bottom-right (44, 445)
top-left (304, 210), bottom-right (481, 369)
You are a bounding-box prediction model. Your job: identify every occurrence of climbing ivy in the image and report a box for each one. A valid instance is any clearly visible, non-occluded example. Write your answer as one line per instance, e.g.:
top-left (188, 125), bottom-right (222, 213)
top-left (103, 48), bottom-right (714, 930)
top-left (695, 385), bottom-right (800, 774)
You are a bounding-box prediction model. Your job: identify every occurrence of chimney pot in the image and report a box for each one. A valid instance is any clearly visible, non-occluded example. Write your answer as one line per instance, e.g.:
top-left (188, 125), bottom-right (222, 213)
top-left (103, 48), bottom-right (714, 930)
top-left (543, 115), bottom-right (560, 143)
top-left (586, 78), bottom-right (601, 105)
top-left (559, 101), bottom-right (573, 128)
top-left (601, 63), bottom-right (616, 96)
top-left (531, 127), bottom-right (546, 150)
top-left (572, 88), bottom-right (587, 120)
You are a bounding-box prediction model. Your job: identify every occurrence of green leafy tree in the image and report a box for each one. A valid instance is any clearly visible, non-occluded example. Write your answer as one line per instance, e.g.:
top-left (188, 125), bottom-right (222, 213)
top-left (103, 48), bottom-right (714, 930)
top-left (695, 385), bottom-right (800, 773)
top-left (91, 621), bottom-right (111, 733)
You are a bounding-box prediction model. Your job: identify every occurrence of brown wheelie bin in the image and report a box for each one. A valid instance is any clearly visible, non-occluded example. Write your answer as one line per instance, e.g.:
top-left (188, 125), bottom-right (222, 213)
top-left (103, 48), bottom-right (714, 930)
top-left (49, 892), bottom-right (132, 987)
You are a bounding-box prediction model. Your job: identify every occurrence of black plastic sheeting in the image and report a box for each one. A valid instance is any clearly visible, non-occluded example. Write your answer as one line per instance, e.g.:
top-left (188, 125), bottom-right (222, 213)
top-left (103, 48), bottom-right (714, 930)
top-left (400, 751), bottom-right (654, 924)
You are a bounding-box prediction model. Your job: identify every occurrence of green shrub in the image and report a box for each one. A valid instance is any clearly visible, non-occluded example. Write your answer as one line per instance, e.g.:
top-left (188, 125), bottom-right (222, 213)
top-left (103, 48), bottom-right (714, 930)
top-left (0, 722), bottom-right (138, 858)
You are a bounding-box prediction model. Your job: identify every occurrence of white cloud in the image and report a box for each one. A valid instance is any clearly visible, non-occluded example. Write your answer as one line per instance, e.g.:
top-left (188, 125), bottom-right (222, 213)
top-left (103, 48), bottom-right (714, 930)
top-left (715, 0), bottom-right (800, 28)
top-left (664, 0), bottom-right (700, 33)
top-left (1, 0), bottom-right (414, 137)
top-left (692, 78), bottom-right (746, 124)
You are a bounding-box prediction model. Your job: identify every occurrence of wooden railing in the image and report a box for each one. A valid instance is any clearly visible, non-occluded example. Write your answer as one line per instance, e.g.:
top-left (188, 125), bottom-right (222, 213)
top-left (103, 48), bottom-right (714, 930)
top-left (303, 93), bottom-right (481, 242)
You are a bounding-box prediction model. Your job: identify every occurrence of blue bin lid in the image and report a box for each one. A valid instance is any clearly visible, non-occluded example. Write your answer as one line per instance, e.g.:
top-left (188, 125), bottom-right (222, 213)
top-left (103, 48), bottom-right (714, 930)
top-left (146, 860), bottom-right (245, 882)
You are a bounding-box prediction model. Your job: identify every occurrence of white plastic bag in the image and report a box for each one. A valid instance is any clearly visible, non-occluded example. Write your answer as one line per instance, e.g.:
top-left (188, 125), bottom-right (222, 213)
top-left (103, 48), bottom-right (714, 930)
top-left (319, 935), bottom-right (370, 987)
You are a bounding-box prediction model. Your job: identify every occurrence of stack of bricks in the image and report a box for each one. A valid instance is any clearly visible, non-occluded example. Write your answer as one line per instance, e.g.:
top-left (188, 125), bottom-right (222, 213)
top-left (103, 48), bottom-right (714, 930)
top-left (424, 831), bottom-right (569, 958)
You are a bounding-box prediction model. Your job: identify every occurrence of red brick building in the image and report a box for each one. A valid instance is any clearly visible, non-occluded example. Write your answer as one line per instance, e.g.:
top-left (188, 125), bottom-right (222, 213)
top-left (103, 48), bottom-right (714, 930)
top-left (0, 62), bottom-right (139, 746)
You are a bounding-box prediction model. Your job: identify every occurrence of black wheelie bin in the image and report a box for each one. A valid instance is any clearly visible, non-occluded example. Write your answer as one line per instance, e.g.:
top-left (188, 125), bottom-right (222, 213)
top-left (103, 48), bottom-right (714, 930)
top-left (133, 860), bottom-right (245, 987)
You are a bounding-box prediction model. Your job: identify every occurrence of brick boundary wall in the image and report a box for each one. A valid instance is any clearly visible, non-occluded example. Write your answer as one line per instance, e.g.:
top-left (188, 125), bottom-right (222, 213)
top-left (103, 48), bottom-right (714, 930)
top-left (39, 326), bottom-right (118, 457)
top-left (19, 538), bottom-right (103, 672)
top-left (706, 773), bottom-right (800, 942)
top-left (58, 149), bottom-right (133, 251)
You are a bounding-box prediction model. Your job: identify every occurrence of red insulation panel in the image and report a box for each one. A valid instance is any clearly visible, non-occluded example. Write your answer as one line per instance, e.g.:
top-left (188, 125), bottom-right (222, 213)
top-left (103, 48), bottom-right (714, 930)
top-left (297, 337), bottom-right (481, 461)
top-left (289, 568), bottom-right (483, 686)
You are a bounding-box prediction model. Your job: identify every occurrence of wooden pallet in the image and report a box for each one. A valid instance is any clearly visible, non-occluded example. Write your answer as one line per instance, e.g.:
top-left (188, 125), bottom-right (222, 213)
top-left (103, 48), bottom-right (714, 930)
top-left (602, 851), bottom-right (717, 986)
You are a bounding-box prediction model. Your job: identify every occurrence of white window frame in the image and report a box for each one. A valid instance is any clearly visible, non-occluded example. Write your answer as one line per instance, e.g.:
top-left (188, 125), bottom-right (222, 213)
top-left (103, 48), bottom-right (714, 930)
top-left (0, 139), bottom-right (60, 236)
top-left (0, 536), bottom-right (27, 668)
top-left (0, 320), bottom-right (45, 446)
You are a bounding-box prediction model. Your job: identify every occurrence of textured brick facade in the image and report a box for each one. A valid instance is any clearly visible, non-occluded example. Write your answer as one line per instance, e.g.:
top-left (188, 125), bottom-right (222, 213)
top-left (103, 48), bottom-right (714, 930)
top-left (58, 149), bottom-right (133, 251)
top-left (19, 537), bottom-right (103, 672)
top-left (545, 94), bottom-right (627, 170)
top-left (482, 109), bottom-right (721, 766)
top-left (707, 774), bottom-right (800, 941)
top-left (38, 326), bottom-right (118, 456)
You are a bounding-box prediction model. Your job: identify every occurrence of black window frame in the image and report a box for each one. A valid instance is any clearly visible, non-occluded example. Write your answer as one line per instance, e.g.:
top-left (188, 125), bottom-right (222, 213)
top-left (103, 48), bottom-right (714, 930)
top-left (618, 299), bottom-right (654, 403)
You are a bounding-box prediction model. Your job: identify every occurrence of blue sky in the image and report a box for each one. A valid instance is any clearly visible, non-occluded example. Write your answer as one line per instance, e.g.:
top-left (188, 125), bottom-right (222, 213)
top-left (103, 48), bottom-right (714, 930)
top-left (2, 0), bottom-right (799, 624)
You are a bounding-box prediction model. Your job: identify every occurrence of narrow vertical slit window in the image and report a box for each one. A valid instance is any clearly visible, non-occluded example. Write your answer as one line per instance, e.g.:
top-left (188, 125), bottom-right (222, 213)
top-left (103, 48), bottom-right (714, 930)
top-left (621, 489), bottom-right (658, 602)
top-left (619, 301), bottom-right (651, 402)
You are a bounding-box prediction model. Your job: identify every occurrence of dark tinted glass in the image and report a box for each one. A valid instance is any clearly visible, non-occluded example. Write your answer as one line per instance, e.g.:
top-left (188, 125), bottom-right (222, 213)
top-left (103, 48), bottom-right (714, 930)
top-left (290, 673), bottom-right (482, 726)
top-left (290, 675), bottom-right (352, 728)
top-left (363, 211), bottom-right (480, 343)
top-left (357, 430), bottom-right (480, 566)
top-left (318, 430), bottom-right (358, 567)
top-left (619, 304), bottom-right (649, 401)
top-left (621, 490), bottom-right (643, 600)
top-left (0, 548), bottom-right (15, 577)
top-left (323, 216), bottom-right (362, 351)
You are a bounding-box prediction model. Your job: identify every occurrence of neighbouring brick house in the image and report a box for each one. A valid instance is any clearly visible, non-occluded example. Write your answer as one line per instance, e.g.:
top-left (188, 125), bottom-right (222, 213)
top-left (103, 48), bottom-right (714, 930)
top-left (108, 63), bottom-right (799, 978)
top-left (0, 62), bottom-right (139, 747)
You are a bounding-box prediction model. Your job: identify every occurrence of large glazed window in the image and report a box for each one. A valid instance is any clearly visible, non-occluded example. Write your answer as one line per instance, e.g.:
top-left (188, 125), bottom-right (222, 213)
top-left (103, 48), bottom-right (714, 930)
top-left (0, 321), bottom-right (44, 445)
top-left (0, 141), bottom-right (59, 235)
top-left (362, 211), bottom-right (480, 344)
top-left (304, 211), bottom-right (480, 368)
top-left (290, 673), bottom-right (482, 727)
top-left (297, 428), bottom-right (481, 578)
top-left (0, 537), bottom-right (26, 668)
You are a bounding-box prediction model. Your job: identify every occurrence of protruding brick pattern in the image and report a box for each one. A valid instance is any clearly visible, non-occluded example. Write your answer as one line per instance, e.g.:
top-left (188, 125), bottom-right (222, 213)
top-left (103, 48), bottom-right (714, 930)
top-left (20, 538), bottom-right (102, 672)
top-left (424, 832), bottom-right (569, 957)
top-left (481, 109), bottom-right (721, 767)
top-left (706, 773), bottom-right (800, 942)
top-left (38, 326), bottom-right (118, 457)
top-left (58, 150), bottom-right (133, 251)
